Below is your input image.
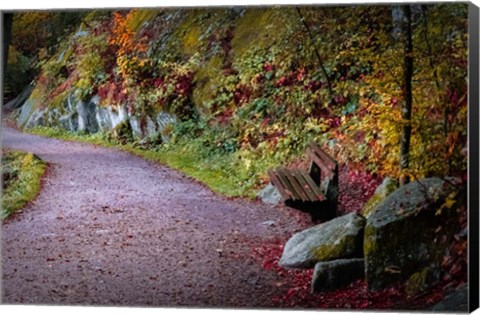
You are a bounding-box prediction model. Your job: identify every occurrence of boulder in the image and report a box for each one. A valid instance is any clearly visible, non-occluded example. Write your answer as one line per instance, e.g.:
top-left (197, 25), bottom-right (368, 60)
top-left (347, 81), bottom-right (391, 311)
top-left (364, 177), bottom-right (462, 291)
top-left (311, 258), bottom-right (364, 293)
top-left (361, 177), bottom-right (398, 219)
top-left (279, 212), bottom-right (365, 269)
top-left (432, 285), bottom-right (468, 312)
top-left (257, 183), bottom-right (282, 205)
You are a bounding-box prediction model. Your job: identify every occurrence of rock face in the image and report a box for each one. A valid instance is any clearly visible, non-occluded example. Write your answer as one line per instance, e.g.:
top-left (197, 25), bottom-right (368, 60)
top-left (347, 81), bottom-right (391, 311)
top-left (311, 258), bottom-right (365, 293)
top-left (364, 177), bottom-right (461, 291)
top-left (76, 97), bottom-right (100, 133)
top-left (14, 91), bottom-right (176, 143)
top-left (257, 183), bottom-right (282, 205)
top-left (17, 97), bottom-right (36, 127)
top-left (279, 213), bottom-right (365, 269)
top-left (3, 84), bottom-right (34, 110)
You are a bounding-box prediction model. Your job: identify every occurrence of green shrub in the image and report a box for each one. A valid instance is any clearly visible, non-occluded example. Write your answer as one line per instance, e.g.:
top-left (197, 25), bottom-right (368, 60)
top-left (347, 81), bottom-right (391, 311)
top-left (1, 150), bottom-right (46, 219)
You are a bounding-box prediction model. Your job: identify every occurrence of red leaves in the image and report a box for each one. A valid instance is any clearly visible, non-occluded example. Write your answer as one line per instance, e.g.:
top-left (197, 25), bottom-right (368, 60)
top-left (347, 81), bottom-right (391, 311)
top-left (275, 68), bottom-right (307, 87)
top-left (328, 117), bottom-right (341, 129)
top-left (306, 80), bottom-right (322, 92)
top-left (152, 77), bottom-right (165, 88)
top-left (263, 62), bottom-right (274, 72)
top-left (97, 82), bottom-right (127, 105)
top-left (275, 76), bottom-right (291, 87)
top-left (250, 238), bottom-right (449, 310)
top-left (173, 71), bottom-right (194, 96)
top-left (338, 167), bottom-right (381, 213)
top-left (233, 84), bottom-right (252, 106)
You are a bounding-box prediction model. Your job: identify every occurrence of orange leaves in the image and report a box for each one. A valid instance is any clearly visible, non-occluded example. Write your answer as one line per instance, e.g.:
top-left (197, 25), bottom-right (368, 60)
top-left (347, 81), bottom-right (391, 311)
top-left (446, 131), bottom-right (460, 157)
top-left (109, 11), bottom-right (149, 83)
top-left (109, 12), bottom-right (133, 50)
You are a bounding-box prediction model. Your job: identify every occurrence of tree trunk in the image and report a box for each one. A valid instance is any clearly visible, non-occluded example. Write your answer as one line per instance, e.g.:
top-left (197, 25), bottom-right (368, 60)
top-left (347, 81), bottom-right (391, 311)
top-left (399, 5), bottom-right (413, 186)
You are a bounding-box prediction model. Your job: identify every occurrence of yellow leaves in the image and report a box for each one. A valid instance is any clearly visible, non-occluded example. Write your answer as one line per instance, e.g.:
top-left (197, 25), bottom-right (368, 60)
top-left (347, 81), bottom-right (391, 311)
top-left (303, 117), bottom-right (328, 133)
top-left (436, 192), bottom-right (458, 215)
top-left (21, 153), bottom-right (34, 168)
top-left (444, 197), bottom-right (456, 209)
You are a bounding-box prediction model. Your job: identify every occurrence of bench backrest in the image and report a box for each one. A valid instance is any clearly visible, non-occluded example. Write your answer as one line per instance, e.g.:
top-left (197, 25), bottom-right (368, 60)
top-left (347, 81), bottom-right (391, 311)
top-left (307, 141), bottom-right (338, 186)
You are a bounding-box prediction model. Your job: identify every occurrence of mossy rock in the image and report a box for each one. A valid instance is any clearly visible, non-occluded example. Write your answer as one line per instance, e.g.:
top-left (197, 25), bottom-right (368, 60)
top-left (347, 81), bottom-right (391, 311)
top-left (127, 9), bottom-right (159, 32)
top-left (231, 7), bottom-right (295, 63)
top-left (311, 258), bottom-right (365, 293)
top-left (178, 10), bottom-right (203, 57)
top-left (364, 178), bottom-right (463, 291)
top-left (279, 212), bottom-right (365, 269)
top-left (192, 55), bottom-right (224, 111)
top-left (405, 267), bottom-right (432, 296)
top-left (432, 285), bottom-right (468, 312)
top-left (361, 177), bottom-right (398, 219)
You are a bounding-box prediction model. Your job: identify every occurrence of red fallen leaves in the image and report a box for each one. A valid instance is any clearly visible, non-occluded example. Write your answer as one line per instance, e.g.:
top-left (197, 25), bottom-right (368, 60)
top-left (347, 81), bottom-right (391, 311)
top-left (251, 240), bottom-right (403, 309)
top-left (251, 239), bottom-right (460, 310)
top-left (338, 167), bottom-right (381, 214)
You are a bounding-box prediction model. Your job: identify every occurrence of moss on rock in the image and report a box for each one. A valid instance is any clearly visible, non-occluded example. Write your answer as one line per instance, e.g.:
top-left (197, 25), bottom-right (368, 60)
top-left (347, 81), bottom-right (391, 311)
top-left (361, 177), bottom-right (398, 219)
top-left (127, 9), bottom-right (159, 32)
top-left (231, 7), bottom-right (295, 63)
top-left (364, 178), bottom-right (462, 291)
top-left (192, 55), bottom-right (224, 112)
top-left (279, 212), bottom-right (365, 269)
top-left (405, 267), bottom-right (430, 296)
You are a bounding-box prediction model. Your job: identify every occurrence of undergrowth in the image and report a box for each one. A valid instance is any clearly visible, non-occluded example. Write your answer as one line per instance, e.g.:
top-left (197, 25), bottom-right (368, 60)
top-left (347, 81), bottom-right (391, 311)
top-left (1, 149), bottom-right (46, 219)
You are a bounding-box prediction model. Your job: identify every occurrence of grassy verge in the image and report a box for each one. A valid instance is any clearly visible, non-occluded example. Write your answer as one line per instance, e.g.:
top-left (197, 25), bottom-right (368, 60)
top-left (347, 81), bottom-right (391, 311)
top-left (27, 126), bottom-right (283, 199)
top-left (1, 149), bottom-right (46, 219)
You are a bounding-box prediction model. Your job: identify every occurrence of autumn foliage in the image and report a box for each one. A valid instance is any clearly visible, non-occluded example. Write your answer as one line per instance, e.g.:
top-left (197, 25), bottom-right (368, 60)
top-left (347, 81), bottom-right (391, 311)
top-left (109, 11), bottom-right (150, 84)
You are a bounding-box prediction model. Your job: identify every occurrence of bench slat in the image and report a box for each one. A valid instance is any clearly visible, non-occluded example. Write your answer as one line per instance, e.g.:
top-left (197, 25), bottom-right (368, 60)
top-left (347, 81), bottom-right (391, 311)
top-left (309, 141), bottom-right (337, 169)
top-left (292, 169), bottom-right (318, 202)
top-left (283, 169), bottom-right (310, 202)
top-left (308, 148), bottom-right (335, 179)
top-left (276, 168), bottom-right (302, 201)
top-left (268, 142), bottom-right (336, 209)
top-left (300, 171), bottom-right (326, 201)
top-left (268, 169), bottom-right (292, 201)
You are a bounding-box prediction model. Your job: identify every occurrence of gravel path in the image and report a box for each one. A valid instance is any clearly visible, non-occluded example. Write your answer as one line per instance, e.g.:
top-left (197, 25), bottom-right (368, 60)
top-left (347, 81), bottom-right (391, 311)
top-left (1, 126), bottom-right (311, 307)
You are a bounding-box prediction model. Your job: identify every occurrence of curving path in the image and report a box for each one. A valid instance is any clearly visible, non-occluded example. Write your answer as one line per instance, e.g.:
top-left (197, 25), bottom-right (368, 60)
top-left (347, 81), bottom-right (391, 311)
top-left (1, 126), bottom-right (310, 307)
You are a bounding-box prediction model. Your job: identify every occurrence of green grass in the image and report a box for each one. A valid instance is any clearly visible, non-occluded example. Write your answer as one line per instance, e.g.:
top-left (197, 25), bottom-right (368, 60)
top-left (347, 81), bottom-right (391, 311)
top-left (1, 149), bottom-right (47, 219)
top-left (27, 126), bottom-right (282, 199)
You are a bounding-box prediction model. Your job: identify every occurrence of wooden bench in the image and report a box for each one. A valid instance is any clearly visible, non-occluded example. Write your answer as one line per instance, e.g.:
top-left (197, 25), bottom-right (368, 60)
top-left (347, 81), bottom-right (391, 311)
top-left (268, 142), bottom-right (339, 220)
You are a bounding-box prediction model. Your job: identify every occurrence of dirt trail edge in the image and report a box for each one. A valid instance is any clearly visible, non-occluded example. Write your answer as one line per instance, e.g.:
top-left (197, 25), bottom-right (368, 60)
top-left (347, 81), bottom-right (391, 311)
top-left (1, 126), bottom-right (311, 307)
